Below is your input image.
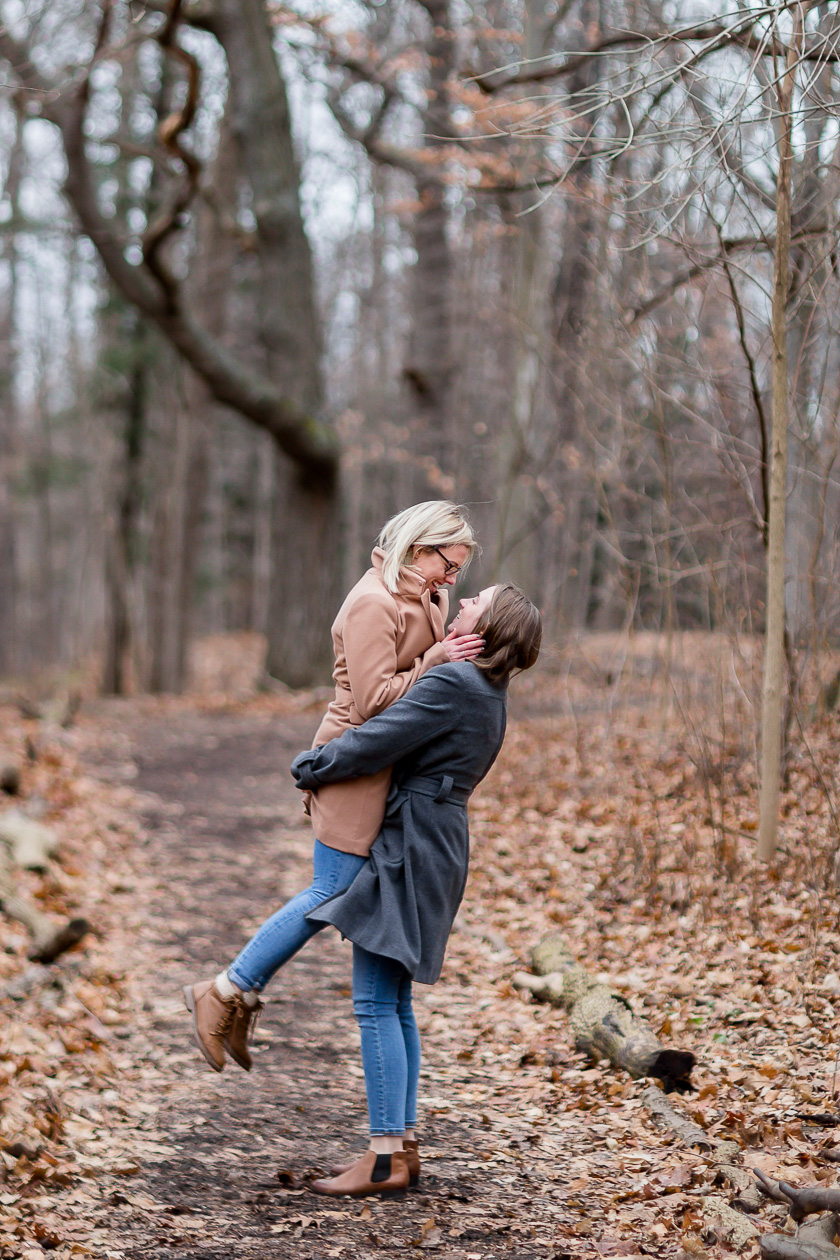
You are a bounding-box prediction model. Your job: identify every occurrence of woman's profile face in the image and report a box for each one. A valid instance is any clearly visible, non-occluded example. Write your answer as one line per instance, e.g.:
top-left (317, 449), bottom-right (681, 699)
top-left (448, 586), bottom-right (496, 636)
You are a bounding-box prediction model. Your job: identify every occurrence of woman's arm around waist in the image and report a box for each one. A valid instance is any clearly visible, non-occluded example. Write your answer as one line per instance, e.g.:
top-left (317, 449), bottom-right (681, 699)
top-left (292, 666), bottom-right (464, 788)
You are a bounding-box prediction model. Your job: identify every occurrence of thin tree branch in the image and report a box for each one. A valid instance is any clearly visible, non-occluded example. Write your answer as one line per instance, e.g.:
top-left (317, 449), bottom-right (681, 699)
top-left (133, 0), bottom-right (218, 32)
top-left (476, 4), bottom-right (837, 94)
top-left (141, 0), bottom-right (203, 304)
top-left (719, 246), bottom-right (771, 542)
top-left (624, 230), bottom-right (827, 325)
top-left (325, 82), bottom-right (429, 178)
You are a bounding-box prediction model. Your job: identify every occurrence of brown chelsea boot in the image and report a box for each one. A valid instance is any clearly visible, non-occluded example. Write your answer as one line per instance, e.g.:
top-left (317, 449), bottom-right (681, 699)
top-left (330, 1139), bottom-right (420, 1186)
top-left (311, 1149), bottom-right (410, 1198)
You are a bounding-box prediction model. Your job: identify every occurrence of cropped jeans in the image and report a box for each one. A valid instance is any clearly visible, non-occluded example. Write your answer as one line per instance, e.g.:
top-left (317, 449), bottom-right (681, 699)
top-left (228, 840), bottom-right (421, 1135)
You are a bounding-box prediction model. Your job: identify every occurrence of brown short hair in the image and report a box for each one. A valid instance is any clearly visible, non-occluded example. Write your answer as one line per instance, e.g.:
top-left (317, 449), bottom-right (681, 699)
top-left (473, 583), bottom-right (542, 686)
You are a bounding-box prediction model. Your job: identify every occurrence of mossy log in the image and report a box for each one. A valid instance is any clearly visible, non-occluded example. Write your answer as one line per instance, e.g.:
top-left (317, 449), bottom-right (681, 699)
top-left (514, 933), bottom-right (695, 1091)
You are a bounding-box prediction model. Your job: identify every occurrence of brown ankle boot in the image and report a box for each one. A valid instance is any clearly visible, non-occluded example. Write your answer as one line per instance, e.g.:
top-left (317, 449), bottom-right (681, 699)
top-left (311, 1150), bottom-right (410, 1198)
top-left (330, 1139), bottom-right (420, 1186)
top-left (225, 994), bottom-right (264, 1072)
top-left (183, 980), bottom-right (237, 1072)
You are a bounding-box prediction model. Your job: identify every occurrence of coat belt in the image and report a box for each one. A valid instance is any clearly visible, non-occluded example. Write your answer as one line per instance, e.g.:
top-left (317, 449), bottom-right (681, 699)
top-left (399, 774), bottom-right (471, 806)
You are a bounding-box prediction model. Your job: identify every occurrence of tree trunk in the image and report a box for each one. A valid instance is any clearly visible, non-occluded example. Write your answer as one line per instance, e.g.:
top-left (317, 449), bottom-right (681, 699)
top-left (0, 13), bottom-right (341, 686)
top-left (492, 204), bottom-right (549, 593)
top-left (549, 69), bottom-right (598, 633)
top-left (265, 465), bottom-right (337, 686)
top-left (403, 0), bottom-right (457, 491)
top-left (211, 0), bottom-right (339, 683)
top-left (102, 315), bottom-right (147, 695)
top-left (0, 109), bottom-right (22, 677)
top-left (103, 60), bottom-right (171, 694)
top-left (146, 395), bottom-right (207, 693)
top-left (781, 4), bottom-right (840, 645)
top-left (491, 0), bottom-right (568, 602)
top-left (758, 23), bottom-right (799, 863)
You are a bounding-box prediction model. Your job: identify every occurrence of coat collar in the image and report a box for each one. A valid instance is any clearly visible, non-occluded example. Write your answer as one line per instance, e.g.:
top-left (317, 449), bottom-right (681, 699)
top-left (370, 547), bottom-right (448, 639)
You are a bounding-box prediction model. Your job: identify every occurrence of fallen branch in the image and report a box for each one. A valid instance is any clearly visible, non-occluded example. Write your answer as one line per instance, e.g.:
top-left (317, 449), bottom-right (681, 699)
top-left (642, 1083), bottom-right (712, 1148)
top-left (642, 1087), bottom-right (763, 1211)
top-left (760, 1212), bottom-right (840, 1260)
top-left (755, 1172), bottom-right (840, 1223)
top-left (0, 885), bottom-right (90, 964)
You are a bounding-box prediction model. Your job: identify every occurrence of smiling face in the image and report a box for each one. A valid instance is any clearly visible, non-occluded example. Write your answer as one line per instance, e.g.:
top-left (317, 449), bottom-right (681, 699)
top-left (410, 544), bottom-right (471, 593)
top-left (448, 586), bottom-right (497, 636)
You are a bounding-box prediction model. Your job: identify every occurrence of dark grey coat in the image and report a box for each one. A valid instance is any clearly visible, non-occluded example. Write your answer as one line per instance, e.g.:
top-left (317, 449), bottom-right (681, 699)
top-left (291, 662), bottom-right (507, 984)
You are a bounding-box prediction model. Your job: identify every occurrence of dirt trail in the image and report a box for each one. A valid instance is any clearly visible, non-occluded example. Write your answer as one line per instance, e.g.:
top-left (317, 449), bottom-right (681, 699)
top-left (82, 703), bottom-right (573, 1259)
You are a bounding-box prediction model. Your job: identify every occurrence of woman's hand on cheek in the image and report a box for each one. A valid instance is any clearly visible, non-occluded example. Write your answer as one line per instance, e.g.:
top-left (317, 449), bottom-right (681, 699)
top-left (442, 630), bottom-right (485, 662)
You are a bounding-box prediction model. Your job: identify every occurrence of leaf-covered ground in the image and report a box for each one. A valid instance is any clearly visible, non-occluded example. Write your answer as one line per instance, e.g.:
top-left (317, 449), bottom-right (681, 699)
top-left (2, 631), bottom-right (840, 1260)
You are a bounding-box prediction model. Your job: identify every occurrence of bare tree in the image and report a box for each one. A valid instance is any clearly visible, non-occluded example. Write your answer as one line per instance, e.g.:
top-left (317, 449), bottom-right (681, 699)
top-left (0, 0), bottom-right (337, 684)
top-left (758, 16), bottom-right (801, 862)
top-left (0, 105), bottom-right (22, 676)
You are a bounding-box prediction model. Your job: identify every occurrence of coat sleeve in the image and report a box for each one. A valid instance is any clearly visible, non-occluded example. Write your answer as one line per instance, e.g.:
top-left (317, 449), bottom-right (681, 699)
top-left (291, 668), bottom-right (461, 787)
top-left (343, 592), bottom-right (449, 721)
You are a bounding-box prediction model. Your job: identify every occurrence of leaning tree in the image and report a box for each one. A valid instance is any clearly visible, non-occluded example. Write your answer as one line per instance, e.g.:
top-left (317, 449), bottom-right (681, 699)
top-left (0, 0), bottom-right (337, 685)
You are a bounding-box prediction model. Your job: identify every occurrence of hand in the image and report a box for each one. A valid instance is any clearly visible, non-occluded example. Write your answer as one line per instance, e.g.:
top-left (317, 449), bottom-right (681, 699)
top-left (441, 630), bottom-right (485, 662)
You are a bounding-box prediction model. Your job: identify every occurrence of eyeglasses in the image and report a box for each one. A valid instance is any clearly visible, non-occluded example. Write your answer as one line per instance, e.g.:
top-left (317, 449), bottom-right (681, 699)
top-left (432, 546), bottom-right (462, 577)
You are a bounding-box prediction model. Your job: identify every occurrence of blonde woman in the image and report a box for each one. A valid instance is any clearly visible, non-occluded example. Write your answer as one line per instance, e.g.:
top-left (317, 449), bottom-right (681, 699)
top-left (184, 502), bottom-right (482, 1072)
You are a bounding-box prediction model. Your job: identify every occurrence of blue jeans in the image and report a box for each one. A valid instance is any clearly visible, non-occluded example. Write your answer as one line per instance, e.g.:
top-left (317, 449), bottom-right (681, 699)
top-left (228, 839), bottom-right (366, 992)
top-left (353, 944), bottom-right (421, 1136)
top-left (227, 841), bottom-right (421, 1136)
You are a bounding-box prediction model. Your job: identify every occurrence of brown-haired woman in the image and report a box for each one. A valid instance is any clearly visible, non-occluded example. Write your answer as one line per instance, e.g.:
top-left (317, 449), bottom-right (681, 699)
top-left (290, 583), bottom-right (541, 1197)
top-left (183, 502), bottom-right (483, 1075)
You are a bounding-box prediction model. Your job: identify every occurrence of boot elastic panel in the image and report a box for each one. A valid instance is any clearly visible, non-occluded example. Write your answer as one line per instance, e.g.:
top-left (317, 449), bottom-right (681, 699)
top-left (370, 1153), bottom-right (392, 1184)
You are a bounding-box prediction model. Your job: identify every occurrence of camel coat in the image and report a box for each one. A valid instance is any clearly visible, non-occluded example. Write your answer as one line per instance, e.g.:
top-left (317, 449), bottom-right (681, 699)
top-left (308, 548), bottom-right (450, 855)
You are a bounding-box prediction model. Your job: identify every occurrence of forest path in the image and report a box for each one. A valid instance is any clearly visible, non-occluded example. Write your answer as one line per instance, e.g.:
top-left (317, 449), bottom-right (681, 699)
top-left (82, 701), bottom-right (575, 1260)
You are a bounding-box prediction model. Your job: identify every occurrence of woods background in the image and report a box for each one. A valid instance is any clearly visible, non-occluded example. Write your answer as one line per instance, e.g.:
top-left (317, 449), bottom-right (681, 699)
top-left (1, 0), bottom-right (839, 698)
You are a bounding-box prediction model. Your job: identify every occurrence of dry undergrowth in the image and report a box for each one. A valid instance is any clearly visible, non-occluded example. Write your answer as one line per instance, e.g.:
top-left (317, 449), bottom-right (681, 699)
top-left (1, 630), bottom-right (839, 1258)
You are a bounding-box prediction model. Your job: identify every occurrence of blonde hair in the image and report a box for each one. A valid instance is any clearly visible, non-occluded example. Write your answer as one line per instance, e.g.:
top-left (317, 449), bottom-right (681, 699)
top-left (378, 501), bottom-right (478, 593)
